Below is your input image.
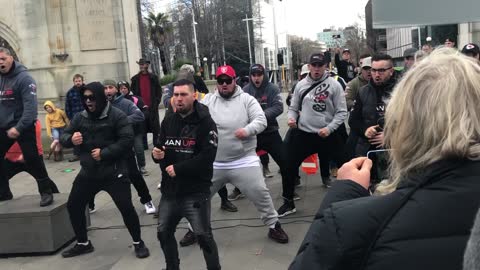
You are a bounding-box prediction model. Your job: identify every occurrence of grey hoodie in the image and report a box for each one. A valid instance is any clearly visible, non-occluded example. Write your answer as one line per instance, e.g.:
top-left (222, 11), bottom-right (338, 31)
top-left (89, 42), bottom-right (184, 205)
top-left (0, 62), bottom-right (38, 133)
top-left (288, 72), bottom-right (347, 134)
top-left (201, 85), bottom-right (267, 162)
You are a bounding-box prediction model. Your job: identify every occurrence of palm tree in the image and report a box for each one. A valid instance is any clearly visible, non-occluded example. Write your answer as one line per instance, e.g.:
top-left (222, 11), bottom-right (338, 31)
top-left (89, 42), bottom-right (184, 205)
top-left (145, 12), bottom-right (172, 74)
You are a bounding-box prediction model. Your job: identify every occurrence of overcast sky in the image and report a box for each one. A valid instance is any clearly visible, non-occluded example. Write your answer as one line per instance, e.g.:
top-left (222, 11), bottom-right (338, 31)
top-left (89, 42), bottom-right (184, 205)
top-left (153, 0), bottom-right (369, 40)
top-left (280, 0), bottom-right (369, 40)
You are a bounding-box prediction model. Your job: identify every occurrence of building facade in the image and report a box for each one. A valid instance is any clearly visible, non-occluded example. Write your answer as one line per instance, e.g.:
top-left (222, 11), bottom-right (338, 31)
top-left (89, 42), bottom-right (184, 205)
top-left (0, 0), bottom-right (141, 101)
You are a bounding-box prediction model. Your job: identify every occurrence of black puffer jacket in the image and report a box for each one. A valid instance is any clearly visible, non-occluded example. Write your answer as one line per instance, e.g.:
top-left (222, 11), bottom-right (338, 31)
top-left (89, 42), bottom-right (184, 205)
top-left (349, 73), bottom-right (398, 156)
top-left (290, 159), bottom-right (480, 270)
top-left (154, 100), bottom-right (217, 197)
top-left (60, 84), bottom-right (133, 180)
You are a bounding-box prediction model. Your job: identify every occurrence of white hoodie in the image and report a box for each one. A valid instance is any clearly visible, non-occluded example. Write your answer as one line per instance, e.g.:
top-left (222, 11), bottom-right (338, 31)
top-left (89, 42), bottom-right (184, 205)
top-left (201, 85), bottom-right (267, 162)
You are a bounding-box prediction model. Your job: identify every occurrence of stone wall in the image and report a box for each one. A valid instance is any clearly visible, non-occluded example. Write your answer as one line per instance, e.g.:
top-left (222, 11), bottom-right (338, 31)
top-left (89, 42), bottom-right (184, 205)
top-left (0, 0), bottom-right (141, 102)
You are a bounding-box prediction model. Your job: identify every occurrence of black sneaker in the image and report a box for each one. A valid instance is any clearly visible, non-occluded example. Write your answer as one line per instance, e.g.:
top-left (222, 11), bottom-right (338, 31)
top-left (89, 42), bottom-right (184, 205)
top-left (277, 200), bottom-right (296, 218)
top-left (61, 241), bottom-right (94, 258)
top-left (227, 188), bottom-right (245, 201)
top-left (133, 240), bottom-right (150, 258)
top-left (221, 200), bottom-right (238, 212)
top-left (179, 230), bottom-right (197, 247)
top-left (0, 191), bottom-right (13, 201)
top-left (268, 222), bottom-right (289, 244)
top-left (294, 176), bottom-right (302, 187)
top-left (322, 177), bottom-right (332, 188)
top-left (40, 193), bottom-right (53, 207)
top-left (263, 166), bottom-right (274, 178)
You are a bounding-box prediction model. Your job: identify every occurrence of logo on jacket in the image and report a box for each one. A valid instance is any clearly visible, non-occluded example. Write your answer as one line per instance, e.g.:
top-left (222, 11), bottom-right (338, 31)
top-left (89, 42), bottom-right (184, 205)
top-left (165, 138), bottom-right (196, 148)
top-left (209, 130), bottom-right (218, 147)
top-left (312, 83), bottom-right (330, 112)
top-left (0, 88), bottom-right (14, 101)
top-left (29, 83), bottom-right (37, 95)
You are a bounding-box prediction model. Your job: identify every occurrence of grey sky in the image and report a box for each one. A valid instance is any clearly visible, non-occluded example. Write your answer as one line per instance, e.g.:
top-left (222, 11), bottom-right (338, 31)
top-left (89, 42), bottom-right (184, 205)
top-left (279, 0), bottom-right (369, 40)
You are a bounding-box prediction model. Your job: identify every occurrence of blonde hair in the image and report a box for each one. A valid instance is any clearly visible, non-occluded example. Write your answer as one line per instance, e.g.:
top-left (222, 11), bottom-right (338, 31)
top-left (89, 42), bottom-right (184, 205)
top-left (376, 48), bottom-right (480, 194)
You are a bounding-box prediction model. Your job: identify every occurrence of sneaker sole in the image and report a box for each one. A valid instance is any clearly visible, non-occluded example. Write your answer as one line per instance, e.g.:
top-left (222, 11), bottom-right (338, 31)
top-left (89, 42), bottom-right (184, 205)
top-left (293, 196), bottom-right (301, 201)
top-left (278, 208), bottom-right (296, 218)
top-left (227, 194), bottom-right (245, 201)
top-left (221, 205), bottom-right (238, 212)
top-left (268, 234), bottom-right (289, 244)
top-left (61, 246), bottom-right (94, 258)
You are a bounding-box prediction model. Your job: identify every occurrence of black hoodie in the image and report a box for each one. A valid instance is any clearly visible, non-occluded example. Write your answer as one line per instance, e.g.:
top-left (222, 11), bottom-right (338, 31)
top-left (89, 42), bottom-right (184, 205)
top-left (154, 100), bottom-right (218, 196)
top-left (60, 82), bottom-right (134, 180)
top-left (243, 68), bottom-right (283, 133)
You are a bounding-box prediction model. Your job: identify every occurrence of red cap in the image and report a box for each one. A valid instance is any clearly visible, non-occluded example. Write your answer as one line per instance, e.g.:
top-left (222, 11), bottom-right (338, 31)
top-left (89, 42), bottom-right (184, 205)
top-left (216, 65), bottom-right (236, 78)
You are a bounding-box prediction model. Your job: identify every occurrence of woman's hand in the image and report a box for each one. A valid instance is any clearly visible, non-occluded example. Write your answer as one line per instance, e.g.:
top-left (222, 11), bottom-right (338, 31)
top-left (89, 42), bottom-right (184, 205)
top-left (337, 157), bottom-right (372, 190)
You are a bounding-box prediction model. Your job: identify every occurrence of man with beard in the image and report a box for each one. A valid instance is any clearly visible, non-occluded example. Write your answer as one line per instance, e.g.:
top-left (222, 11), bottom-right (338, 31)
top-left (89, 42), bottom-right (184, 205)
top-left (101, 79), bottom-right (156, 215)
top-left (180, 65), bottom-right (289, 244)
top-left (153, 78), bottom-right (221, 270)
top-left (0, 47), bottom-right (54, 206)
top-left (278, 53), bottom-right (348, 217)
top-left (65, 74), bottom-right (85, 162)
top-left (130, 58), bottom-right (162, 147)
top-left (349, 53), bottom-right (398, 156)
top-left (60, 82), bottom-right (150, 258)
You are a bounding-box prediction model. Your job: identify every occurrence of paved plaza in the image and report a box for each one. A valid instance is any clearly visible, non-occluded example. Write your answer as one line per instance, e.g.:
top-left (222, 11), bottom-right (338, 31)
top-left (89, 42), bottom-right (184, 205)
top-left (2, 101), bottom-right (330, 270)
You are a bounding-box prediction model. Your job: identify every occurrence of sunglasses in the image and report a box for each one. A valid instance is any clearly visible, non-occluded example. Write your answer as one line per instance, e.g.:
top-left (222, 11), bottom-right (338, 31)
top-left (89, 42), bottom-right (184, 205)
top-left (82, 95), bottom-right (96, 101)
top-left (217, 77), bottom-right (233, 85)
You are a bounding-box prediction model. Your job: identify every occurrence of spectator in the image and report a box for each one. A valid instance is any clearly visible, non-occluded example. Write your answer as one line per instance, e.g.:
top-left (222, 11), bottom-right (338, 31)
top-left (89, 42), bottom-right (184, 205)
top-left (461, 43), bottom-right (480, 61)
top-left (290, 48), bottom-right (480, 270)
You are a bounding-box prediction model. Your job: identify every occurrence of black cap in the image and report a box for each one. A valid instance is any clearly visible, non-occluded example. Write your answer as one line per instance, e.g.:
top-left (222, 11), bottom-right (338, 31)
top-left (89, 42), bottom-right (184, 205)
top-left (309, 53), bottom-right (326, 65)
top-left (403, 48), bottom-right (417, 58)
top-left (250, 64), bottom-right (265, 75)
top-left (462, 43), bottom-right (480, 56)
top-left (136, 58), bottom-right (151, 65)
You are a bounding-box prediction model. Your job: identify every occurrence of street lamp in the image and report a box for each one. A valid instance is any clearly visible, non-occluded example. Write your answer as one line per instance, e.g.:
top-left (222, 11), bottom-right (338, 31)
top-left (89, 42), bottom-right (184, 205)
top-left (192, 12), bottom-right (201, 69)
top-left (203, 57), bottom-right (209, 80)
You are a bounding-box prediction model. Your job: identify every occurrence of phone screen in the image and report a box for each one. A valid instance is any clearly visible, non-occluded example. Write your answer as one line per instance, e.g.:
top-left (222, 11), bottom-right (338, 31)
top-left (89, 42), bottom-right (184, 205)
top-left (367, 149), bottom-right (390, 185)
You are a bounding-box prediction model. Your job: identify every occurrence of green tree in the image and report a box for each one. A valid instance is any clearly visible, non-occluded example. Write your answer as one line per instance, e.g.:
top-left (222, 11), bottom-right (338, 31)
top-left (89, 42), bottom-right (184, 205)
top-left (145, 12), bottom-right (172, 74)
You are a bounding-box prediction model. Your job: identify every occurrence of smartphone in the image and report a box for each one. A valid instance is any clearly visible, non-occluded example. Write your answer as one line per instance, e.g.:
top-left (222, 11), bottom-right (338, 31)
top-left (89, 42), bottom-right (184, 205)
top-left (367, 149), bottom-right (390, 185)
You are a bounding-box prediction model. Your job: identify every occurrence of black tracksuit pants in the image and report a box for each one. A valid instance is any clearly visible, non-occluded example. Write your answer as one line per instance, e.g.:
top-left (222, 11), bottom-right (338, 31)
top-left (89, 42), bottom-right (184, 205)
top-left (68, 175), bottom-right (142, 243)
top-left (282, 128), bottom-right (347, 201)
top-left (89, 152), bottom-right (152, 209)
top-left (0, 124), bottom-right (53, 196)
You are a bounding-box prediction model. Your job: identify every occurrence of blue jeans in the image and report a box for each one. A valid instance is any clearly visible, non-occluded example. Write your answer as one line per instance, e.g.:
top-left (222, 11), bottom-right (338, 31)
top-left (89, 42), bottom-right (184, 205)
top-left (157, 194), bottom-right (220, 270)
top-left (51, 127), bottom-right (64, 140)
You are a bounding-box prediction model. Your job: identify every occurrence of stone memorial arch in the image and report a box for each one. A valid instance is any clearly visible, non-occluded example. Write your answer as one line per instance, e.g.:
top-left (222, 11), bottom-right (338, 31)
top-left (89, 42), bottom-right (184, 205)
top-left (0, 0), bottom-right (141, 102)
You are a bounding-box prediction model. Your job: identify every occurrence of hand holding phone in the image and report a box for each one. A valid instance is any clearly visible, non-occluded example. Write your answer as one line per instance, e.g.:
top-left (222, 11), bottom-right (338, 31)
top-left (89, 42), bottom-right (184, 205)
top-left (367, 149), bottom-right (390, 186)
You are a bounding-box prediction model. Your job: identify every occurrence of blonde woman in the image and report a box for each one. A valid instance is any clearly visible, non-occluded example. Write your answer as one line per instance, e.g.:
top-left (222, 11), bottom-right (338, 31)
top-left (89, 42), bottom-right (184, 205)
top-left (289, 48), bottom-right (480, 270)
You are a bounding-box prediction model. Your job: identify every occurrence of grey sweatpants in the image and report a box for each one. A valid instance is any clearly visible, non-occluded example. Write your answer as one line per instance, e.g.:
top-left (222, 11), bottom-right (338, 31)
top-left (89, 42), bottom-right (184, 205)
top-left (211, 166), bottom-right (279, 226)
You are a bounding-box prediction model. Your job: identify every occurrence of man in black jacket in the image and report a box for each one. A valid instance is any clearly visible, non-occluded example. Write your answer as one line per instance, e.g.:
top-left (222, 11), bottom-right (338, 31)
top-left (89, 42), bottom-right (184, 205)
top-left (335, 48), bottom-right (356, 82)
top-left (60, 82), bottom-right (149, 259)
top-left (130, 58), bottom-right (162, 145)
top-left (349, 53), bottom-right (397, 157)
top-left (0, 47), bottom-right (54, 206)
top-left (153, 79), bottom-right (220, 270)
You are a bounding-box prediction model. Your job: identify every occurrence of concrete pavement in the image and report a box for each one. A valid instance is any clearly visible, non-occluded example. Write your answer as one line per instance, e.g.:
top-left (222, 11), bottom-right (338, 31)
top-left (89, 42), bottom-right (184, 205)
top-left (2, 96), bottom-right (330, 270)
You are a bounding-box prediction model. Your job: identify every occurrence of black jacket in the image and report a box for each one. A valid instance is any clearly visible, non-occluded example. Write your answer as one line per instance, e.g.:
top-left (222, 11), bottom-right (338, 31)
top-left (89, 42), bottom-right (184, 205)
top-left (335, 54), bottom-right (356, 83)
top-left (130, 72), bottom-right (162, 135)
top-left (349, 73), bottom-right (398, 156)
top-left (243, 69), bottom-right (283, 133)
top-left (60, 103), bottom-right (134, 180)
top-left (290, 159), bottom-right (480, 270)
top-left (154, 101), bottom-right (217, 196)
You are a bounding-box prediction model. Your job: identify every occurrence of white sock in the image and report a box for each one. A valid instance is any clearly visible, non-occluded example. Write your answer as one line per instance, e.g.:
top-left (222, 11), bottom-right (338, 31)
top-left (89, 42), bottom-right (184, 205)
top-left (77, 241), bottom-right (89, 246)
top-left (133, 241), bottom-right (140, 245)
top-left (269, 224), bottom-right (276, 229)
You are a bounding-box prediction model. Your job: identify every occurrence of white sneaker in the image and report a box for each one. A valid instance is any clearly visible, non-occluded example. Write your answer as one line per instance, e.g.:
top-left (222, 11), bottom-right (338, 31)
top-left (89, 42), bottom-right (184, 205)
top-left (157, 182), bottom-right (161, 189)
top-left (144, 201), bottom-right (156, 214)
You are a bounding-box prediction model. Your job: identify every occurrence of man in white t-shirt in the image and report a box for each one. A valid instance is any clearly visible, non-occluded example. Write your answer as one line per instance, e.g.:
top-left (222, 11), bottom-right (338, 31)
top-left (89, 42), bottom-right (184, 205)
top-left (179, 65), bottom-right (289, 245)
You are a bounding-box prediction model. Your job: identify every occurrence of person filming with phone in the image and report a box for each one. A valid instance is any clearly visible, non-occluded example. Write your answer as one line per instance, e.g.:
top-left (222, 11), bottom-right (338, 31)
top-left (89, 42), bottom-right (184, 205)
top-left (349, 54), bottom-right (399, 157)
top-left (289, 48), bottom-right (480, 270)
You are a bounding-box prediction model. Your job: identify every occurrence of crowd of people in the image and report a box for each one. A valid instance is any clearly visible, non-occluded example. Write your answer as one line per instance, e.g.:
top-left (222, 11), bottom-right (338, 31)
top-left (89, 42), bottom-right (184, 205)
top-left (2, 37), bottom-right (480, 269)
